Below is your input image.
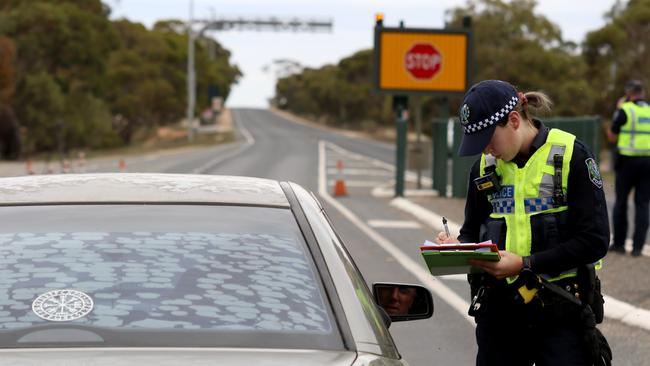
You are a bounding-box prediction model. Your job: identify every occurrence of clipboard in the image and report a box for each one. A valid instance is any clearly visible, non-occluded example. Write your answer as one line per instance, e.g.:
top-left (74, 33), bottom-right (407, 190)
top-left (420, 240), bottom-right (501, 275)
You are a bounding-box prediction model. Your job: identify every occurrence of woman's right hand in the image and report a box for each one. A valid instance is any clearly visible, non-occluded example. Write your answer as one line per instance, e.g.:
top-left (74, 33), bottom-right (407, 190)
top-left (435, 231), bottom-right (459, 244)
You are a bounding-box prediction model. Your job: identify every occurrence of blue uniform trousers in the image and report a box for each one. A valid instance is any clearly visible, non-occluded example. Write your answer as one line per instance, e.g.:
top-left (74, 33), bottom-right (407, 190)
top-left (612, 154), bottom-right (650, 252)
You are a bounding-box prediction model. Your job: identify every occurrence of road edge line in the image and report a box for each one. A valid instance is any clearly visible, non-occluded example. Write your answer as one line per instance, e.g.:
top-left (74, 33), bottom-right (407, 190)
top-left (326, 142), bottom-right (433, 186)
top-left (193, 110), bottom-right (255, 174)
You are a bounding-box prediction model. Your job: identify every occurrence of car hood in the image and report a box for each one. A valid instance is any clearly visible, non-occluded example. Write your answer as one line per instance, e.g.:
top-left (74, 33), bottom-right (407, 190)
top-left (0, 348), bottom-right (358, 366)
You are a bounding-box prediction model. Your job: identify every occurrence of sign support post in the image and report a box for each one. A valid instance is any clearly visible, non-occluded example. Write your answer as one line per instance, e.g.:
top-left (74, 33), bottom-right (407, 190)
top-left (394, 95), bottom-right (408, 197)
top-left (435, 96), bottom-right (449, 196)
top-left (414, 95), bottom-right (423, 189)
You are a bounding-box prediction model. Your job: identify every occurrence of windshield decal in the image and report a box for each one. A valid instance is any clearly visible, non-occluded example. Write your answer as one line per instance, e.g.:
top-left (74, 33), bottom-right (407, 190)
top-left (32, 289), bottom-right (94, 322)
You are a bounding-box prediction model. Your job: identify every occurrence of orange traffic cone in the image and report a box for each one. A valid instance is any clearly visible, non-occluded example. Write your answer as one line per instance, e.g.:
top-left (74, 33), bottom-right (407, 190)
top-left (25, 159), bottom-right (34, 175)
top-left (118, 158), bottom-right (127, 172)
top-left (333, 160), bottom-right (348, 197)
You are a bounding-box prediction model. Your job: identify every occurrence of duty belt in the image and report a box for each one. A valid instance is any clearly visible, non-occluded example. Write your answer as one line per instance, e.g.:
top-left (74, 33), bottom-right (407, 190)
top-left (468, 270), bottom-right (612, 366)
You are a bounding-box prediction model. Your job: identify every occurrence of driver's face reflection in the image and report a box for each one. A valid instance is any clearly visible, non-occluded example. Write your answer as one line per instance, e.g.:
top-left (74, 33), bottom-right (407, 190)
top-left (378, 287), bottom-right (417, 315)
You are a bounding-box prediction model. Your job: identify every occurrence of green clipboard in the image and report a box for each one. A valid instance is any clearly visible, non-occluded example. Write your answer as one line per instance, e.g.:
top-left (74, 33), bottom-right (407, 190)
top-left (420, 242), bottom-right (500, 275)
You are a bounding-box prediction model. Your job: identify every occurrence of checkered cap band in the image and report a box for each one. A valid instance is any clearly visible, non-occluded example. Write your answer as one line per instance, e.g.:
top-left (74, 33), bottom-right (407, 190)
top-left (463, 96), bottom-right (519, 134)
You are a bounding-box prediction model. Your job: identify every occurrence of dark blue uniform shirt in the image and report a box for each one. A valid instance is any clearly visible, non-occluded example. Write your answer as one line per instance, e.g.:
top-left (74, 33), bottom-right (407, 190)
top-left (458, 120), bottom-right (610, 275)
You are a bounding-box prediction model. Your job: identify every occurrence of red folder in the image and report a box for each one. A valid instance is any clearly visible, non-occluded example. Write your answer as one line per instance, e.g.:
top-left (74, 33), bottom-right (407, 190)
top-left (420, 240), bottom-right (499, 253)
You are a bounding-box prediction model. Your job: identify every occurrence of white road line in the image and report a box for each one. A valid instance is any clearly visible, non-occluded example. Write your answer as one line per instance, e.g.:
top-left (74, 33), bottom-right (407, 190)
top-left (603, 295), bottom-right (650, 330)
top-left (192, 113), bottom-right (255, 174)
top-left (438, 274), bottom-right (469, 281)
top-left (269, 108), bottom-right (395, 151)
top-left (390, 196), bottom-right (650, 332)
top-left (327, 162), bottom-right (377, 168)
top-left (367, 220), bottom-right (422, 229)
top-left (372, 186), bottom-right (439, 198)
top-left (390, 198), bottom-right (461, 237)
top-left (327, 180), bottom-right (388, 187)
top-left (326, 168), bottom-right (393, 176)
top-left (319, 140), bottom-right (474, 326)
top-left (325, 141), bottom-right (433, 186)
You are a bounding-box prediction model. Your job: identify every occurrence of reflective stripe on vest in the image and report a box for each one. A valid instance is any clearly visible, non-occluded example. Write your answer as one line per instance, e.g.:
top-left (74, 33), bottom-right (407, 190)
top-left (480, 129), bottom-right (578, 283)
top-left (618, 101), bottom-right (650, 156)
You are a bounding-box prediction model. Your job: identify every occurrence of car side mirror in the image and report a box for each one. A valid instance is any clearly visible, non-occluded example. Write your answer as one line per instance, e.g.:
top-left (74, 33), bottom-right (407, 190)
top-left (372, 283), bottom-right (433, 322)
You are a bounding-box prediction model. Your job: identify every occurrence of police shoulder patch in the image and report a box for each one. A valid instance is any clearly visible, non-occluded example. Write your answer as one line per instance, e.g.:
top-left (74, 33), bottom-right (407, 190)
top-left (585, 158), bottom-right (603, 189)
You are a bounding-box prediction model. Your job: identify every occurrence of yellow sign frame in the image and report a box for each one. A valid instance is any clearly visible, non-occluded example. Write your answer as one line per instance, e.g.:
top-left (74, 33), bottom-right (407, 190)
top-left (374, 26), bottom-right (471, 95)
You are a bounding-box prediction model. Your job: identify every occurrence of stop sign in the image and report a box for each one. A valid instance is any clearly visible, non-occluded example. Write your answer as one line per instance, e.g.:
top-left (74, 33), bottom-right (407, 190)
top-left (404, 43), bottom-right (442, 80)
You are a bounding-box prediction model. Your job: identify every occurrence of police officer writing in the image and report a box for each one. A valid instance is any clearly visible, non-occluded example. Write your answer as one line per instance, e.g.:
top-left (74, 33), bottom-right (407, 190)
top-left (436, 80), bottom-right (611, 366)
top-left (607, 80), bottom-right (650, 257)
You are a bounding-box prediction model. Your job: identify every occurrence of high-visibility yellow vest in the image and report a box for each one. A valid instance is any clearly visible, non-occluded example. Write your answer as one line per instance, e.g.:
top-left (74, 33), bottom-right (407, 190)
top-left (480, 129), bottom-right (596, 284)
top-left (617, 101), bottom-right (650, 156)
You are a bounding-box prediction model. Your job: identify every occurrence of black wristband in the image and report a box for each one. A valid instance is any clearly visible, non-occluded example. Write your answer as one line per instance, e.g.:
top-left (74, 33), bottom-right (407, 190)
top-left (522, 255), bottom-right (533, 272)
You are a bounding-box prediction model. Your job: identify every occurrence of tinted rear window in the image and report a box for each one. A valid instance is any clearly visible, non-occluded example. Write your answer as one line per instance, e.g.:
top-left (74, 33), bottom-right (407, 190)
top-left (0, 205), bottom-right (342, 349)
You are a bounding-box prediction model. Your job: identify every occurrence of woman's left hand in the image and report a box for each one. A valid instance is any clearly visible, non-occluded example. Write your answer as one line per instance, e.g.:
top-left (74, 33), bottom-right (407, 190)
top-left (468, 251), bottom-right (523, 279)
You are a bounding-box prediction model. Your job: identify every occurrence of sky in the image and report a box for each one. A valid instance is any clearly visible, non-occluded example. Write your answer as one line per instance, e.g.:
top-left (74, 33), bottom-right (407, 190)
top-left (107, 0), bottom-right (617, 108)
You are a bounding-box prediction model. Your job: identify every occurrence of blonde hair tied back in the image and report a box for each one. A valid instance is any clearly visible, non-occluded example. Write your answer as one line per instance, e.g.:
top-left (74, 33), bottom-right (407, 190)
top-left (519, 91), bottom-right (553, 120)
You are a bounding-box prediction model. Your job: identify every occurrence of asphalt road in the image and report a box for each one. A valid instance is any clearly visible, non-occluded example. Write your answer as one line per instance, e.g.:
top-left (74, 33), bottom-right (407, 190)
top-left (206, 109), bottom-right (478, 365)
top-left (68, 107), bottom-right (649, 365)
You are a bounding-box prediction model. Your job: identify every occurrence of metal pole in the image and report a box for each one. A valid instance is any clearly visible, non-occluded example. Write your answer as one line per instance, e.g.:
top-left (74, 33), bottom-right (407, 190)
top-left (184, 15), bottom-right (331, 143)
top-left (186, 0), bottom-right (195, 142)
top-left (432, 96), bottom-right (449, 194)
top-left (440, 96), bottom-right (450, 196)
top-left (395, 105), bottom-right (408, 197)
top-left (415, 96), bottom-right (422, 189)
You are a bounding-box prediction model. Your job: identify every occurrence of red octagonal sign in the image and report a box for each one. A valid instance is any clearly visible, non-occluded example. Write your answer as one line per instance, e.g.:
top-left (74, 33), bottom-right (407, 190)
top-left (404, 43), bottom-right (442, 80)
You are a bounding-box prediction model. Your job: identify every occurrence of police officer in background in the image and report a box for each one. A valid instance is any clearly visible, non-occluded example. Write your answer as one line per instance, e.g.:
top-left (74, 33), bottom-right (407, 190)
top-left (436, 80), bottom-right (610, 366)
top-left (607, 80), bottom-right (650, 257)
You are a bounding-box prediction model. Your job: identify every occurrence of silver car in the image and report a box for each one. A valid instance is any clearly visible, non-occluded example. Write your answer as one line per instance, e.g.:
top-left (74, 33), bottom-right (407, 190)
top-left (0, 173), bottom-right (433, 365)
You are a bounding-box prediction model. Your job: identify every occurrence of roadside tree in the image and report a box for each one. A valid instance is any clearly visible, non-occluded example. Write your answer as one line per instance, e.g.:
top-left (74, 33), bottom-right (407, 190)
top-left (0, 0), bottom-right (119, 155)
top-left (583, 0), bottom-right (650, 116)
top-left (445, 0), bottom-right (595, 116)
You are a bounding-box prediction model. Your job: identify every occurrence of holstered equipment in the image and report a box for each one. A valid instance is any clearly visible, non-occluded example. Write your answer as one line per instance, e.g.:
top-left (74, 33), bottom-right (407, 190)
top-left (468, 268), bottom-right (611, 366)
top-left (515, 269), bottom-right (611, 366)
top-left (577, 265), bottom-right (605, 324)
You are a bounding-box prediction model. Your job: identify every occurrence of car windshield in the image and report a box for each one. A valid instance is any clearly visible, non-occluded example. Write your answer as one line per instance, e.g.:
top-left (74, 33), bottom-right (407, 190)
top-left (0, 205), bottom-right (342, 349)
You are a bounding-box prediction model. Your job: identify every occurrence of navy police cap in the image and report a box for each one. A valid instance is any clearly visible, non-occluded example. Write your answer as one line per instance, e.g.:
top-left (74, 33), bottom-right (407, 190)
top-left (624, 79), bottom-right (643, 94)
top-left (458, 80), bottom-right (519, 156)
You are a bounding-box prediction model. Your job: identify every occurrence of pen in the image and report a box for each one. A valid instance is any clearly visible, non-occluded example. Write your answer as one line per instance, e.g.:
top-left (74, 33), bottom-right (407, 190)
top-left (442, 216), bottom-right (450, 238)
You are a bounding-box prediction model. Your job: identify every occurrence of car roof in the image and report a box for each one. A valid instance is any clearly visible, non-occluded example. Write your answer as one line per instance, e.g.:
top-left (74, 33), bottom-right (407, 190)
top-left (0, 173), bottom-right (290, 207)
